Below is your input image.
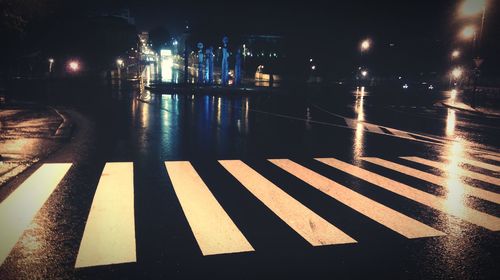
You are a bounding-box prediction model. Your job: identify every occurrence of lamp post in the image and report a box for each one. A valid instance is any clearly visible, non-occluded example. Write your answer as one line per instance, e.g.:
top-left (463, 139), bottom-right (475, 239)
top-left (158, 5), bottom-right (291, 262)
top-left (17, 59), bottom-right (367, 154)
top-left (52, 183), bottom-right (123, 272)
top-left (358, 39), bottom-right (371, 86)
top-left (458, 0), bottom-right (488, 107)
top-left (116, 59), bottom-right (124, 79)
top-left (48, 58), bottom-right (54, 74)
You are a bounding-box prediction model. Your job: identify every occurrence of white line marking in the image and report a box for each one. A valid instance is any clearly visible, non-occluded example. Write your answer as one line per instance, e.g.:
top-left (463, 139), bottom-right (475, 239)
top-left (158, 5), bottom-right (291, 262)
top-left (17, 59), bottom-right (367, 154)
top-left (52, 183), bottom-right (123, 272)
top-left (219, 160), bottom-right (356, 246)
top-left (75, 162), bottom-right (136, 268)
top-left (345, 118), bottom-right (358, 129)
top-left (315, 158), bottom-right (500, 231)
top-left (361, 157), bottom-right (500, 204)
top-left (385, 127), bottom-right (414, 139)
top-left (269, 159), bottom-right (444, 238)
top-left (165, 161), bottom-right (254, 256)
top-left (442, 156), bottom-right (500, 172)
top-left (363, 123), bottom-right (385, 134)
top-left (401, 156), bottom-right (500, 186)
top-left (477, 154), bottom-right (500, 163)
top-left (0, 163), bottom-right (72, 266)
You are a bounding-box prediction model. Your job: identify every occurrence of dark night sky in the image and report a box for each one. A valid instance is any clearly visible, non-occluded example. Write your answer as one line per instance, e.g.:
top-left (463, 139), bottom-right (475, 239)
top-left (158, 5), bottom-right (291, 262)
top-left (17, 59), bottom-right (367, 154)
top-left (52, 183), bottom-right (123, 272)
top-left (121, 0), bottom-right (500, 78)
top-left (3, 0), bottom-right (499, 78)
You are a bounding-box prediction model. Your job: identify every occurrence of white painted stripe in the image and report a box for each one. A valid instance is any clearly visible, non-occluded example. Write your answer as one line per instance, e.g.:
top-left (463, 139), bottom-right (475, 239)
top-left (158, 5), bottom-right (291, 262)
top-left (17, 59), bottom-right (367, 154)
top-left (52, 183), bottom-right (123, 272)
top-left (315, 158), bottom-right (500, 231)
top-left (364, 123), bottom-right (385, 134)
top-left (0, 163), bottom-right (72, 266)
top-left (75, 162), bottom-right (136, 268)
top-left (477, 154), bottom-right (500, 163)
top-left (443, 156), bottom-right (500, 172)
top-left (165, 161), bottom-right (254, 256)
top-left (345, 118), bottom-right (358, 129)
top-left (385, 127), bottom-right (414, 139)
top-left (401, 156), bottom-right (500, 186)
top-left (219, 160), bottom-right (356, 246)
top-left (361, 157), bottom-right (500, 204)
top-left (269, 159), bottom-right (444, 238)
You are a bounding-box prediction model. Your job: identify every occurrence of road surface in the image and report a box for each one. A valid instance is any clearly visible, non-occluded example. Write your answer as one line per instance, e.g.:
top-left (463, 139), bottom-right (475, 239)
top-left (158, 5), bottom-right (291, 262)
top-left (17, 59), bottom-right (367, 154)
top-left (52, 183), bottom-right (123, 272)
top-left (0, 80), bottom-right (499, 279)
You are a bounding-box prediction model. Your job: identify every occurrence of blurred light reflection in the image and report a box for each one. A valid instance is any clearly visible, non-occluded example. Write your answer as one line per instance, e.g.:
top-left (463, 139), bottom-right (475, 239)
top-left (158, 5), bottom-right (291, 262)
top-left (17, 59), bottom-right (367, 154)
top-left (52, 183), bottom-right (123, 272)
top-left (352, 86), bottom-right (366, 162)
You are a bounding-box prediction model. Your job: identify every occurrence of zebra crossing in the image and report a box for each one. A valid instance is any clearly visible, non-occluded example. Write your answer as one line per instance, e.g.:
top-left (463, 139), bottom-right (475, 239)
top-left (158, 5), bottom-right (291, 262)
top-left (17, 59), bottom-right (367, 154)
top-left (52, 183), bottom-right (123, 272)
top-left (0, 154), bottom-right (499, 270)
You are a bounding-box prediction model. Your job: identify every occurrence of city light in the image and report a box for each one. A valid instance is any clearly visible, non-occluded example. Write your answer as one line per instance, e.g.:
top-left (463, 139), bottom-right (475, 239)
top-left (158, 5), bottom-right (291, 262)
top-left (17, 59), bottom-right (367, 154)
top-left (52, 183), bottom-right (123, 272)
top-left (48, 58), bottom-right (54, 63)
top-left (451, 50), bottom-right (460, 59)
top-left (460, 25), bottom-right (476, 39)
top-left (311, 65), bottom-right (316, 70)
top-left (451, 67), bottom-right (463, 79)
top-left (160, 49), bottom-right (172, 57)
top-left (67, 60), bottom-right (80, 72)
top-left (459, 0), bottom-right (486, 17)
top-left (360, 39), bottom-right (371, 51)
top-left (116, 59), bottom-right (124, 67)
top-left (361, 70), bottom-right (368, 77)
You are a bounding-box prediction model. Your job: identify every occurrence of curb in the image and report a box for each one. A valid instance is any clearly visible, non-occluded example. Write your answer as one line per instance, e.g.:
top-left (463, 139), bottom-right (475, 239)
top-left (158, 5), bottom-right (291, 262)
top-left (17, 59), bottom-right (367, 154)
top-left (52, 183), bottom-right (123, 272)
top-left (51, 107), bottom-right (74, 140)
top-left (145, 84), bottom-right (279, 96)
top-left (441, 102), bottom-right (500, 118)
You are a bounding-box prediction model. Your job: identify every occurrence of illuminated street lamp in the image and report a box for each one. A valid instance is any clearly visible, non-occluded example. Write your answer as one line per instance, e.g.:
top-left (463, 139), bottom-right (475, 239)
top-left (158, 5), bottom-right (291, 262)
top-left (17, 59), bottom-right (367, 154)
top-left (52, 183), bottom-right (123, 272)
top-left (116, 58), bottom-right (124, 78)
top-left (361, 70), bottom-right (368, 77)
top-left (360, 39), bottom-right (371, 52)
top-left (451, 50), bottom-right (460, 59)
top-left (48, 58), bottom-right (54, 73)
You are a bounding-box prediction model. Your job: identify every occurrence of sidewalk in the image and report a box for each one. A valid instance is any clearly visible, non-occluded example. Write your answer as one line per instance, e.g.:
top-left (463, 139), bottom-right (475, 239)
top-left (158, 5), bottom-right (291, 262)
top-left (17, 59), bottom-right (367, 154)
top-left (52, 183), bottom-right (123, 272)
top-left (0, 104), bottom-right (73, 186)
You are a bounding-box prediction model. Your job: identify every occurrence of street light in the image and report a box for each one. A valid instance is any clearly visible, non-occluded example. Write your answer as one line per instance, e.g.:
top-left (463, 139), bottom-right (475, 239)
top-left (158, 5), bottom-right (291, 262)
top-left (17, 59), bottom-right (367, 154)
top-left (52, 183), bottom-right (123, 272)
top-left (116, 58), bottom-right (124, 78)
top-left (451, 50), bottom-right (460, 59)
top-left (360, 39), bottom-right (371, 52)
top-left (459, 0), bottom-right (486, 17)
top-left (361, 70), bottom-right (368, 77)
top-left (48, 58), bottom-right (54, 73)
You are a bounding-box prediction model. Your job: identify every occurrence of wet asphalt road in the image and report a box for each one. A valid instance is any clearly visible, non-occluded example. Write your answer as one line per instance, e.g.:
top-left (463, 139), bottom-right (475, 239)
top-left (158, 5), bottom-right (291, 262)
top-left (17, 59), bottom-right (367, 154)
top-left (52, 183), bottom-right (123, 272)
top-left (0, 79), bottom-right (499, 279)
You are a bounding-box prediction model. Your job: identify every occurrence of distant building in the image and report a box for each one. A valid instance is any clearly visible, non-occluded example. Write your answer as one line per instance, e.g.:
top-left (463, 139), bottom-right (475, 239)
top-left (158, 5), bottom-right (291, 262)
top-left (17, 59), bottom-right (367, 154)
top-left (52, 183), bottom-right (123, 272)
top-left (241, 35), bottom-right (285, 59)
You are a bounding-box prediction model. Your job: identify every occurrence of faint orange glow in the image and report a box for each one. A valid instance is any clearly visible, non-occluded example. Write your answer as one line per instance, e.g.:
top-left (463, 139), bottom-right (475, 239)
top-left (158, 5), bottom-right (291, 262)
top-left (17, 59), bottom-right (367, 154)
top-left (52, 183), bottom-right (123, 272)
top-left (460, 25), bottom-right (476, 39)
top-left (450, 89), bottom-right (457, 102)
top-left (451, 67), bottom-right (463, 79)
